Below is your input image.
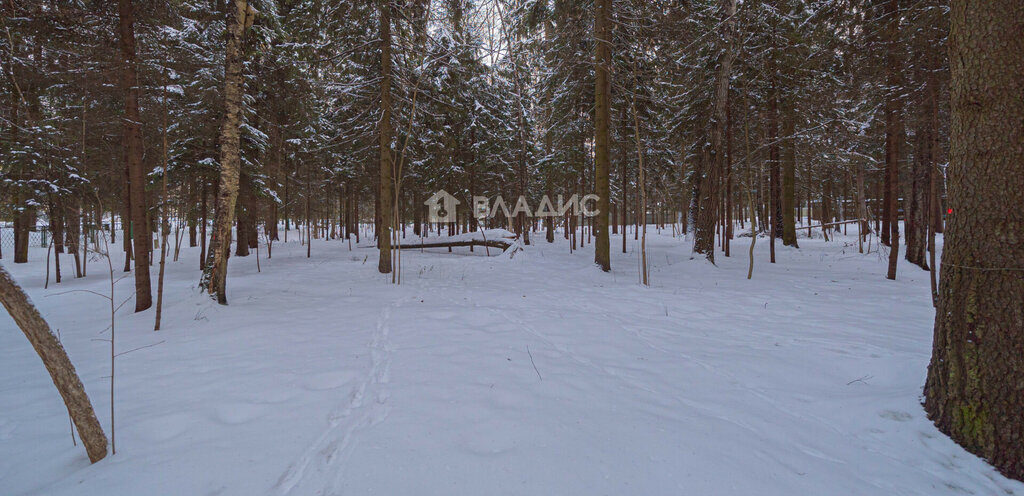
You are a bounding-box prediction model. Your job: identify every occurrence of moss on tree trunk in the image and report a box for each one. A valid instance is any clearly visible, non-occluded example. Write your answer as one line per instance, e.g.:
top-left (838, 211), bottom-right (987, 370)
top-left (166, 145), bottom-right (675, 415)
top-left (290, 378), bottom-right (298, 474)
top-left (924, 0), bottom-right (1024, 481)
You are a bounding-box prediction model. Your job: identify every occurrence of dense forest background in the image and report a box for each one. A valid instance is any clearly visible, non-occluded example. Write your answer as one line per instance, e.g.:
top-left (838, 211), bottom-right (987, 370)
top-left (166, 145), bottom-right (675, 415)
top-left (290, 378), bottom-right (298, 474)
top-left (1, 0), bottom-right (947, 285)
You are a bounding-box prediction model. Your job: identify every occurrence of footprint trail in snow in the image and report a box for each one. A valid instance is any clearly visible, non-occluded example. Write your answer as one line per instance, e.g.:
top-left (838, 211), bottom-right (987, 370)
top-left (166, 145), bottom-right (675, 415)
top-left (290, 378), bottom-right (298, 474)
top-left (273, 303), bottom-right (395, 496)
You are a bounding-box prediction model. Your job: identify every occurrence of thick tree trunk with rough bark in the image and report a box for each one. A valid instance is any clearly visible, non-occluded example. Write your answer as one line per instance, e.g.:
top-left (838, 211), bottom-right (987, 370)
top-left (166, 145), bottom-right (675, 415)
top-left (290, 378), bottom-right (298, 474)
top-left (118, 0), bottom-right (151, 311)
top-left (593, 0), bottom-right (611, 271)
top-left (200, 0), bottom-right (248, 304)
top-left (924, 0), bottom-right (1024, 481)
top-left (0, 265), bottom-right (108, 463)
top-left (693, 0), bottom-right (737, 262)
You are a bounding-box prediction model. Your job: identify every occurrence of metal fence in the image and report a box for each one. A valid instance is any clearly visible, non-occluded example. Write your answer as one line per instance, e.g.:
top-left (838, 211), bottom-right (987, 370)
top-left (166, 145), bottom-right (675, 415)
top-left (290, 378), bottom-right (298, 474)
top-left (0, 225), bottom-right (115, 253)
top-left (0, 227), bottom-right (51, 250)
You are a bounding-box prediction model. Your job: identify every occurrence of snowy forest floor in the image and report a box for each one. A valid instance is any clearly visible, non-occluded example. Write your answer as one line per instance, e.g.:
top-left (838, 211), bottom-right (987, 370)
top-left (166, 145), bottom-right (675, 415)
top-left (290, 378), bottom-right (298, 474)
top-left (2, 225), bottom-right (1023, 496)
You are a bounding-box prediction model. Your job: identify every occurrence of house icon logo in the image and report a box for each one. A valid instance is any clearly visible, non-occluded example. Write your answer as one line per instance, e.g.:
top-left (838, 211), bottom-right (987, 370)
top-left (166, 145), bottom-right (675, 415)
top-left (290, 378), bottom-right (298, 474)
top-left (425, 190), bottom-right (460, 223)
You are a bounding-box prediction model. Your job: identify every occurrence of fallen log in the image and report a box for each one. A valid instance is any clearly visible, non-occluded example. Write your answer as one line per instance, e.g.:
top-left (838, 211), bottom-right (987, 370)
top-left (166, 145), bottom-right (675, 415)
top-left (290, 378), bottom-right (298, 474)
top-left (397, 239), bottom-right (513, 251)
top-left (805, 218), bottom-right (868, 235)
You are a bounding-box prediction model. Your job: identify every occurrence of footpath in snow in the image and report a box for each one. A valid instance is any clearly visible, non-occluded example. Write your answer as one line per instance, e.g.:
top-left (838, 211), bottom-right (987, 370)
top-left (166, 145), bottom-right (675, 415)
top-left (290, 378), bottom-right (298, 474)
top-left (1, 227), bottom-right (1022, 496)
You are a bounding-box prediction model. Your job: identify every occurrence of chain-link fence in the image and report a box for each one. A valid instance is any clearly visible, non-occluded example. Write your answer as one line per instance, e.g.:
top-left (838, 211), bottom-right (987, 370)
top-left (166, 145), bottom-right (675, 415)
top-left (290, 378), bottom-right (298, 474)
top-left (0, 227), bottom-right (52, 250)
top-left (0, 223), bottom-right (117, 254)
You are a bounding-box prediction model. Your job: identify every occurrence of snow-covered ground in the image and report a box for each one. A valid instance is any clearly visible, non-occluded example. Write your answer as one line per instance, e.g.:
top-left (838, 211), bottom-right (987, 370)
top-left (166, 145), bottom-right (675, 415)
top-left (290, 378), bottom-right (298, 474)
top-left (1, 225), bottom-right (1021, 495)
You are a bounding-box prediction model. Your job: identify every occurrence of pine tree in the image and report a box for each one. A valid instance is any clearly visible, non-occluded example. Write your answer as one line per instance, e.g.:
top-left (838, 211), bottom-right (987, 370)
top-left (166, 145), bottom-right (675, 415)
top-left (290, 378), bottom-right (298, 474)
top-left (593, 0), bottom-right (611, 271)
top-left (692, 0), bottom-right (737, 261)
top-left (881, 0), bottom-right (902, 280)
top-left (377, 0), bottom-right (394, 274)
top-left (117, 0), bottom-right (153, 311)
top-left (923, 0), bottom-right (1024, 481)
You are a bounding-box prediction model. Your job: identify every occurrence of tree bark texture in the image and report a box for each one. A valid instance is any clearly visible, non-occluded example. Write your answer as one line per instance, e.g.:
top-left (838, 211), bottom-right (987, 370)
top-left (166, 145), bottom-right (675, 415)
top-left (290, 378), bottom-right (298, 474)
top-left (593, 0), bottom-right (611, 271)
top-left (883, 0), bottom-right (902, 280)
top-left (924, 0), bottom-right (1024, 482)
top-left (200, 0), bottom-right (248, 304)
top-left (377, 0), bottom-right (394, 274)
top-left (782, 102), bottom-right (798, 248)
top-left (118, 0), bottom-right (152, 311)
top-left (693, 0), bottom-right (737, 262)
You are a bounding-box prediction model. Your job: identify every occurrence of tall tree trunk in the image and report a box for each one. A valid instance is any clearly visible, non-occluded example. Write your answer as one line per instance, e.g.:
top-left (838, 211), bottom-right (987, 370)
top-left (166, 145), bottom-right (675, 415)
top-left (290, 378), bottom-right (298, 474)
top-left (725, 101), bottom-right (733, 256)
top-left (621, 105), bottom-right (630, 253)
top-left (200, 180), bottom-right (208, 270)
top-left (354, 187), bottom-right (360, 243)
top-left (593, 0), bottom-right (612, 271)
top-left (693, 0), bottom-right (737, 261)
top-left (155, 78), bottom-right (170, 331)
top-left (907, 35), bottom-right (938, 270)
top-left (49, 199), bottom-right (62, 284)
top-left (377, 0), bottom-right (393, 274)
top-left (781, 102), bottom-right (798, 247)
top-left (347, 183), bottom-right (356, 239)
top-left (235, 194), bottom-right (250, 257)
top-left (67, 205), bottom-right (83, 278)
top-left (907, 114), bottom-right (930, 269)
top-left (883, 0), bottom-right (902, 280)
top-left (0, 266), bottom-right (108, 463)
top-left (200, 0), bottom-right (248, 304)
top-left (856, 165), bottom-right (868, 253)
top-left (13, 207), bottom-right (29, 263)
top-left (924, 0), bottom-right (1024, 481)
top-left (766, 11), bottom-right (783, 241)
top-left (932, 167), bottom-right (945, 234)
top-left (926, 39), bottom-right (941, 301)
top-left (52, 201), bottom-right (64, 256)
top-left (822, 177), bottom-right (833, 242)
top-left (118, 0), bottom-right (152, 311)
top-left (188, 179), bottom-right (198, 247)
top-left (8, 70), bottom-right (27, 264)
